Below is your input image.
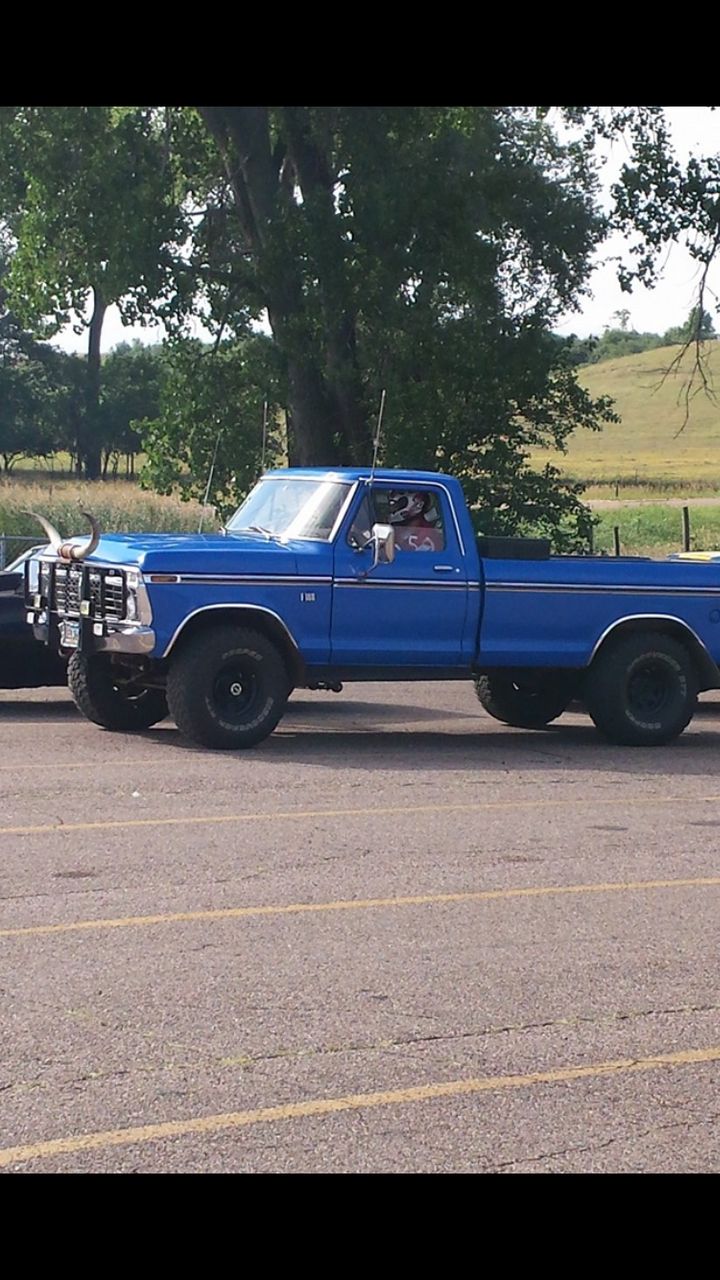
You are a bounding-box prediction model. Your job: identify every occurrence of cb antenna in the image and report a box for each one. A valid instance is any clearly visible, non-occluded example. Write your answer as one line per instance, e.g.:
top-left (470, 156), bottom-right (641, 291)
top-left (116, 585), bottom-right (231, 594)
top-left (198, 427), bottom-right (222, 534)
top-left (370, 388), bottom-right (386, 481)
top-left (260, 399), bottom-right (269, 473)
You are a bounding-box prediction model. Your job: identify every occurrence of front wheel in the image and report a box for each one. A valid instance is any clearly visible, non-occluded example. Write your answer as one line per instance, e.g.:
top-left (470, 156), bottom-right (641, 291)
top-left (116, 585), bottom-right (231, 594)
top-left (583, 632), bottom-right (697, 746)
top-left (474, 672), bottom-right (576, 729)
top-left (68, 652), bottom-right (168, 730)
top-left (166, 625), bottom-right (290, 749)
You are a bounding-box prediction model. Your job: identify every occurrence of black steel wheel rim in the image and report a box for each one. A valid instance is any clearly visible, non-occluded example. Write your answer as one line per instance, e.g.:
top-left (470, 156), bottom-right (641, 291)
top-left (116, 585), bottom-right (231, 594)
top-left (627, 660), bottom-right (673, 716)
top-left (212, 661), bottom-right (259, 721)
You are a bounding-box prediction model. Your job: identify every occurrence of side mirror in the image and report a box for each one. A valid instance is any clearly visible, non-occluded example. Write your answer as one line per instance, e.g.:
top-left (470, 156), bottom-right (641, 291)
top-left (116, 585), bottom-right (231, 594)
top-left (369, 523), bottom-right (395, 567)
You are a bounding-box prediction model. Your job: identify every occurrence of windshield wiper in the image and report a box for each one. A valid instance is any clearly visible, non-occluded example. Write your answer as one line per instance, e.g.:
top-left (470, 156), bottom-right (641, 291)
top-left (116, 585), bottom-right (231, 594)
top-left (243, 524), bottom-right (280, 541)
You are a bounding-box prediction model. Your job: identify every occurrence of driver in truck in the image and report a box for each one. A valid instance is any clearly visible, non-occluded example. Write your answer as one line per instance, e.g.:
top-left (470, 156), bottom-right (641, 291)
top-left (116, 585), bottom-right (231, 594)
top-left (387, 490), bottom-right (444, 551)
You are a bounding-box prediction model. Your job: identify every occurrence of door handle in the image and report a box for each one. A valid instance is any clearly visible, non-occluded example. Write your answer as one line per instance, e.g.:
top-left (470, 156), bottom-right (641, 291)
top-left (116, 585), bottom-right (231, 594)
top-left (434, 564), bottom-right (455, 572)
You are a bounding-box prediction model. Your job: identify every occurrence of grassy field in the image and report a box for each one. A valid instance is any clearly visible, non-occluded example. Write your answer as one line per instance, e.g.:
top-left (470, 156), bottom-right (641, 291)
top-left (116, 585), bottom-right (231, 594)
top-left (4, 341), bottom-right (720, 560)
top-left (593, 506), bottom-right (720, 558)
top-left (532, 340), bottom-right (720, 494)
top-left (3, 472), bottom-right (718, 560)
top-left (0, 474), bottom-right (205, 540)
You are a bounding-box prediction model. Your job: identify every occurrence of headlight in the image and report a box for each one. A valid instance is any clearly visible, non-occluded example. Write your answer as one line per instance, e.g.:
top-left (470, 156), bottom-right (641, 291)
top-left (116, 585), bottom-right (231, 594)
top-left (125, 572), bottom-right (139, 621)
top-left (39, 561), bottom-right (51, 598)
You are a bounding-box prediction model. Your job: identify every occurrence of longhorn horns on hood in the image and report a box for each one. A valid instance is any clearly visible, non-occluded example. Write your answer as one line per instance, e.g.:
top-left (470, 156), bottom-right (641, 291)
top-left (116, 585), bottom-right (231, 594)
top-left (25, 511), bottom-right (101, 562)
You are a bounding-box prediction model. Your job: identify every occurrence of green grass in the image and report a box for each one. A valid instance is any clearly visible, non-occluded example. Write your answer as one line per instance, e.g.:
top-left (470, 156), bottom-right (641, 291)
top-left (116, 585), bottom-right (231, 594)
top-left (594, 505), bottom-right (720, 558)
top-left (531, 340), bottom-right (720, 492)
top-left (0, 473), bottom-right (205, 539)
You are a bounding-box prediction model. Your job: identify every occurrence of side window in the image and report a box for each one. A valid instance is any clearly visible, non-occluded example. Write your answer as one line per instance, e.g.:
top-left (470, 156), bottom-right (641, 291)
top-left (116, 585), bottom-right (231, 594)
top-left (347, 494), bottom-right (374, 548)
top-left (377, 489), bottom-right (445, 552)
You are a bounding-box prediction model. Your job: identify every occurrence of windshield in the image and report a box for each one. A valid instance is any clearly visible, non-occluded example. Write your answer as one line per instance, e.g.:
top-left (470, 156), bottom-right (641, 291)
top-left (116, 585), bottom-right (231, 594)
top-left (226, 478), bottom-right (352, 542)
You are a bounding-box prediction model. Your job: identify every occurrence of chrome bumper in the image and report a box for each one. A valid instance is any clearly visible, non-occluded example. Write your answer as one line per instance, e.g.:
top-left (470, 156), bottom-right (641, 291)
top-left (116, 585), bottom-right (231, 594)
top-left (29, 613), bottom-right (156, 657)
top-left (94, 625), bottom-right (156, 655)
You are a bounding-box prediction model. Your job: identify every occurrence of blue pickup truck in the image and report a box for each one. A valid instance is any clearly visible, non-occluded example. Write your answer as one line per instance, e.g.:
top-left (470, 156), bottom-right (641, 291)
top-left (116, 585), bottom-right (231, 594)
top-left (24, 467), bottom-right (720, 749)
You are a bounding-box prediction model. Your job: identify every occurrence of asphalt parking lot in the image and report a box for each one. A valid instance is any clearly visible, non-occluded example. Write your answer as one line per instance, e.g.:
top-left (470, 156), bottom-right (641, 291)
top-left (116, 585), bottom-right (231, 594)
top-left (1, 681), bottom-right (720, 1173)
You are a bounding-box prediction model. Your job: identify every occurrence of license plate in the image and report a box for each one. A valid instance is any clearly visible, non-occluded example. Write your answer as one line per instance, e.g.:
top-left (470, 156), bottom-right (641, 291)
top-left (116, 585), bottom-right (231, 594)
top-left (60, 619), bottom-right (80, 648)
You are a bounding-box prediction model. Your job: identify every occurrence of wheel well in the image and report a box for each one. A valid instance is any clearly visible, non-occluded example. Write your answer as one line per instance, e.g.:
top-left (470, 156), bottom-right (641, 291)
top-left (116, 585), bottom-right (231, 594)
top-left (589, 617), bottom-right (720, 692)
top-left (166, 607), bottom-right (304, 685)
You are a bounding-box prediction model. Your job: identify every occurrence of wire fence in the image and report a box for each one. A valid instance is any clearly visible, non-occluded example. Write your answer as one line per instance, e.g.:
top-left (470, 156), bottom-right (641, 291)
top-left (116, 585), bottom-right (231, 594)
top-left (0, 535), bottom-right (42, 571)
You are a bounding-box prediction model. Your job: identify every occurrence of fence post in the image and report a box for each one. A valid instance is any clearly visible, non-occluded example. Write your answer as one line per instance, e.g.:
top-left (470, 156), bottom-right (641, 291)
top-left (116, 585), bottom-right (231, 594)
top-left (613, 526), bottom-right (621, 557)
top-left (0, 536), bottom-right (5, 571)
top-left (682, 505), bottom-right (691, 552)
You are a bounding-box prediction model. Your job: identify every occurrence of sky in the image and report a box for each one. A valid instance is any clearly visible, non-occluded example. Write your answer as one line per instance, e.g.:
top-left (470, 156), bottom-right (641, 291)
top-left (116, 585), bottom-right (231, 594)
top-left (54, 107), bottom-right (720, 356)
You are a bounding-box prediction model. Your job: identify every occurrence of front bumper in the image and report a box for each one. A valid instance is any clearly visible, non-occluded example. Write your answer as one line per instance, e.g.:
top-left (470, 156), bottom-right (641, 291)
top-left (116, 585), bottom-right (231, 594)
top-left (26, 556), bottom-right (156, 659)
top-left (28, 611), bottom-right (157, 656)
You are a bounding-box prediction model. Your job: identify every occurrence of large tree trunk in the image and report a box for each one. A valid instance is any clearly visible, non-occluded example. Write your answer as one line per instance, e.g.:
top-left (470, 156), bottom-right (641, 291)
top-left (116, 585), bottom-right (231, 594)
top-left (266, 301), bottom-right (339, 465)
top-left (197, 107), bottom-right (372, 467)
top-left (82, 287), bottom-right (106, 480)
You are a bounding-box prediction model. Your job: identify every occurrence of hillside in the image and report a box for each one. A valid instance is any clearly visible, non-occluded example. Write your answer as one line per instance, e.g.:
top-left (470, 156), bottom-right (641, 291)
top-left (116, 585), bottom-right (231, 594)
top-left (538, 341), bottom-right (720, 489)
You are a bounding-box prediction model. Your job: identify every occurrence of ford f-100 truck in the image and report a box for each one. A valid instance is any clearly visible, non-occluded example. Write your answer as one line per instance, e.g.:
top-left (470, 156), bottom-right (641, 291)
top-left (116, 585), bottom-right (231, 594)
top-left (23, 467), bottom-right (720, 749)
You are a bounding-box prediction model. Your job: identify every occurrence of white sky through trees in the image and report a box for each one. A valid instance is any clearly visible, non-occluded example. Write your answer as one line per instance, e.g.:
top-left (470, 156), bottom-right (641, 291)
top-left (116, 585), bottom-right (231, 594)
top-left (53, 107), bottom-right (720, 355)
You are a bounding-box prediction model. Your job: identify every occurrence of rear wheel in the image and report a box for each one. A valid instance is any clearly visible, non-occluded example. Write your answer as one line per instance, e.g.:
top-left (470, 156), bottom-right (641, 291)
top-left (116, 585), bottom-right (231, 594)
top-left (474, 672), bottom-right (576, 729)
top-left (167, 625), bottom-right (290, 749)
top-left (583, 631), bottom-right (697, 746)
top-left (68, 652), bottom-right (168, 730)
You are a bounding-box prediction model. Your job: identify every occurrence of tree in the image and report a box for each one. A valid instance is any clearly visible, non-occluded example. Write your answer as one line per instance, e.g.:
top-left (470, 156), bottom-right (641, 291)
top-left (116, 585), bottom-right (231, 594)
top-left (98, 343), bottom-right (164, 476)
top-left (609, 109), bottom-right (720, 426)
top-left (140, 335), bottom-right (283, 519)
top-left (0, 246), bottom-right (63, 468)
top-left (0, 107), bottom-right (622, 546)
top-left (153, 107), bottom-right (618, 543)
top-left (0, 361), bottom-right (56, 469)
top-left (590, 327), bottom-right (666, 363)
top-left (663, 306), bottom-right (717, 346)
top-left (0, 107), bottom-right (187, 477)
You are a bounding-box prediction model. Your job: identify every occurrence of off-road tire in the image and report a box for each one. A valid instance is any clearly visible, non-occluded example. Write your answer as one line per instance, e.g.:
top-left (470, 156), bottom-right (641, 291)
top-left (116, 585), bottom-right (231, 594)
top-left (583, 631), bottom-right (697, 746)
top-left (68, 652), bottom-right (168, 730)
top-left (167, 625), bottom-right (290, 749)
top-left (474, 672), bottom-right (575, 729)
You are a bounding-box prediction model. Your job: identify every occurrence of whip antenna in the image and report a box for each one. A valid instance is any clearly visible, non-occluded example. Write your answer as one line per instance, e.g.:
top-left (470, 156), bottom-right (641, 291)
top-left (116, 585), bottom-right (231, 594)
top-left (370, 389), bottom-right (386, 481)
top-left (261, 399), bottom-right (269, 472)
top-left (198, 427), bottom-right (222, 534)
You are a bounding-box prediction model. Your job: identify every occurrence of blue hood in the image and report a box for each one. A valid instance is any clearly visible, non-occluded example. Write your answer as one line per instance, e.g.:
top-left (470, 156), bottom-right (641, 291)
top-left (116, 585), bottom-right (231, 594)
top-left (76, 531), bottom-right (300, 575)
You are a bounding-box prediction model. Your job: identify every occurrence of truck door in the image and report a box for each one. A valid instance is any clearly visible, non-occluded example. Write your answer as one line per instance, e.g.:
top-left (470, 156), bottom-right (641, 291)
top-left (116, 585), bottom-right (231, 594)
top-left (331, 482), bottom-right (469, 666)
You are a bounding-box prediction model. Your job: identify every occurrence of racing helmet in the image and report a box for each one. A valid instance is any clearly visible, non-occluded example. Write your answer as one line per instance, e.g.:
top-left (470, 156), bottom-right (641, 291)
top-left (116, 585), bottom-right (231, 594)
top-left (388, 491), bottom-right (427, 524)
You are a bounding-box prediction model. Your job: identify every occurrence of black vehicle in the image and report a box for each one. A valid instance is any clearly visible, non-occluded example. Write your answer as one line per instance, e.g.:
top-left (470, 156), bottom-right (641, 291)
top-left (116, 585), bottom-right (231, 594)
top-left (1, 549), bottom-right (67, 689)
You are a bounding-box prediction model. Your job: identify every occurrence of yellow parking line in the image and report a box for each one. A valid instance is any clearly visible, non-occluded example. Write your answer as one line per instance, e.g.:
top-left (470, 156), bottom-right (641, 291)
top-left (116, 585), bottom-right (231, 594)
top-left (1, 1043), bottom-right (718, 1169)
top-left (1, 791), bottom-right (719, 838)
top-left (3, 874), bottom-right (720, 940)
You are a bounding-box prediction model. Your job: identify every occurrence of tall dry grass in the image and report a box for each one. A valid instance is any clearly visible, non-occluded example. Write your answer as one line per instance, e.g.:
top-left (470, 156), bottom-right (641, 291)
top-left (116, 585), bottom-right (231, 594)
top-left (0, 474), bottom-right (206, 538)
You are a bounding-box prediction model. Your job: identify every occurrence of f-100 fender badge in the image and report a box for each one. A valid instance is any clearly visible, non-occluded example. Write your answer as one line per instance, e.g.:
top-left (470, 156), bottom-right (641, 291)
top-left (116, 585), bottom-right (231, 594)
top-left (300, 591), bottom-right (316, 602)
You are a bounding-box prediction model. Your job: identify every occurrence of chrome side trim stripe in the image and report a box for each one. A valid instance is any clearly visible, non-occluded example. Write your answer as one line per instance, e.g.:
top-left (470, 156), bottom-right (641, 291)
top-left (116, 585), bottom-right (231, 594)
top-left (172, 575), bottom-right (333, 586)
top-left (158, 575), bottom-right (469, 590)
top-left (486, 582), bottom-right (720, 597)
top-left (333, 578), bottom-right (468, 589)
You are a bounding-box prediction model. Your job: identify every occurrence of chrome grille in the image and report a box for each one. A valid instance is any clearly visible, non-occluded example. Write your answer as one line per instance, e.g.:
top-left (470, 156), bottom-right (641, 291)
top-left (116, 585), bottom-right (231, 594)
top-left (54, 566), bottom-right (83, 616)
top-left (53, 565), bottom-right (125, 621)
top-left (102, 574), bottom-right (124, 621)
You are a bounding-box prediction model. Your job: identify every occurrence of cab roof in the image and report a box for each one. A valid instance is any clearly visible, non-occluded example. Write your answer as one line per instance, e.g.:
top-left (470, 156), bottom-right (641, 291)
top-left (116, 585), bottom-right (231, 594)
top-left (262, 467), bottom-right (456, 486)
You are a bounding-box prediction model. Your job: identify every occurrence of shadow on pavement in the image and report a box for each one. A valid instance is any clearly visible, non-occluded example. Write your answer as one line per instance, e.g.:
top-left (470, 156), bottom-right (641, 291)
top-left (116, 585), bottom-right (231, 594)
top-left (139, 716), bottom-right (720, 776)
top-left (0, 698), bottom-right (79, 722)
top-left (284, 697), bottom-right (480, 723)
